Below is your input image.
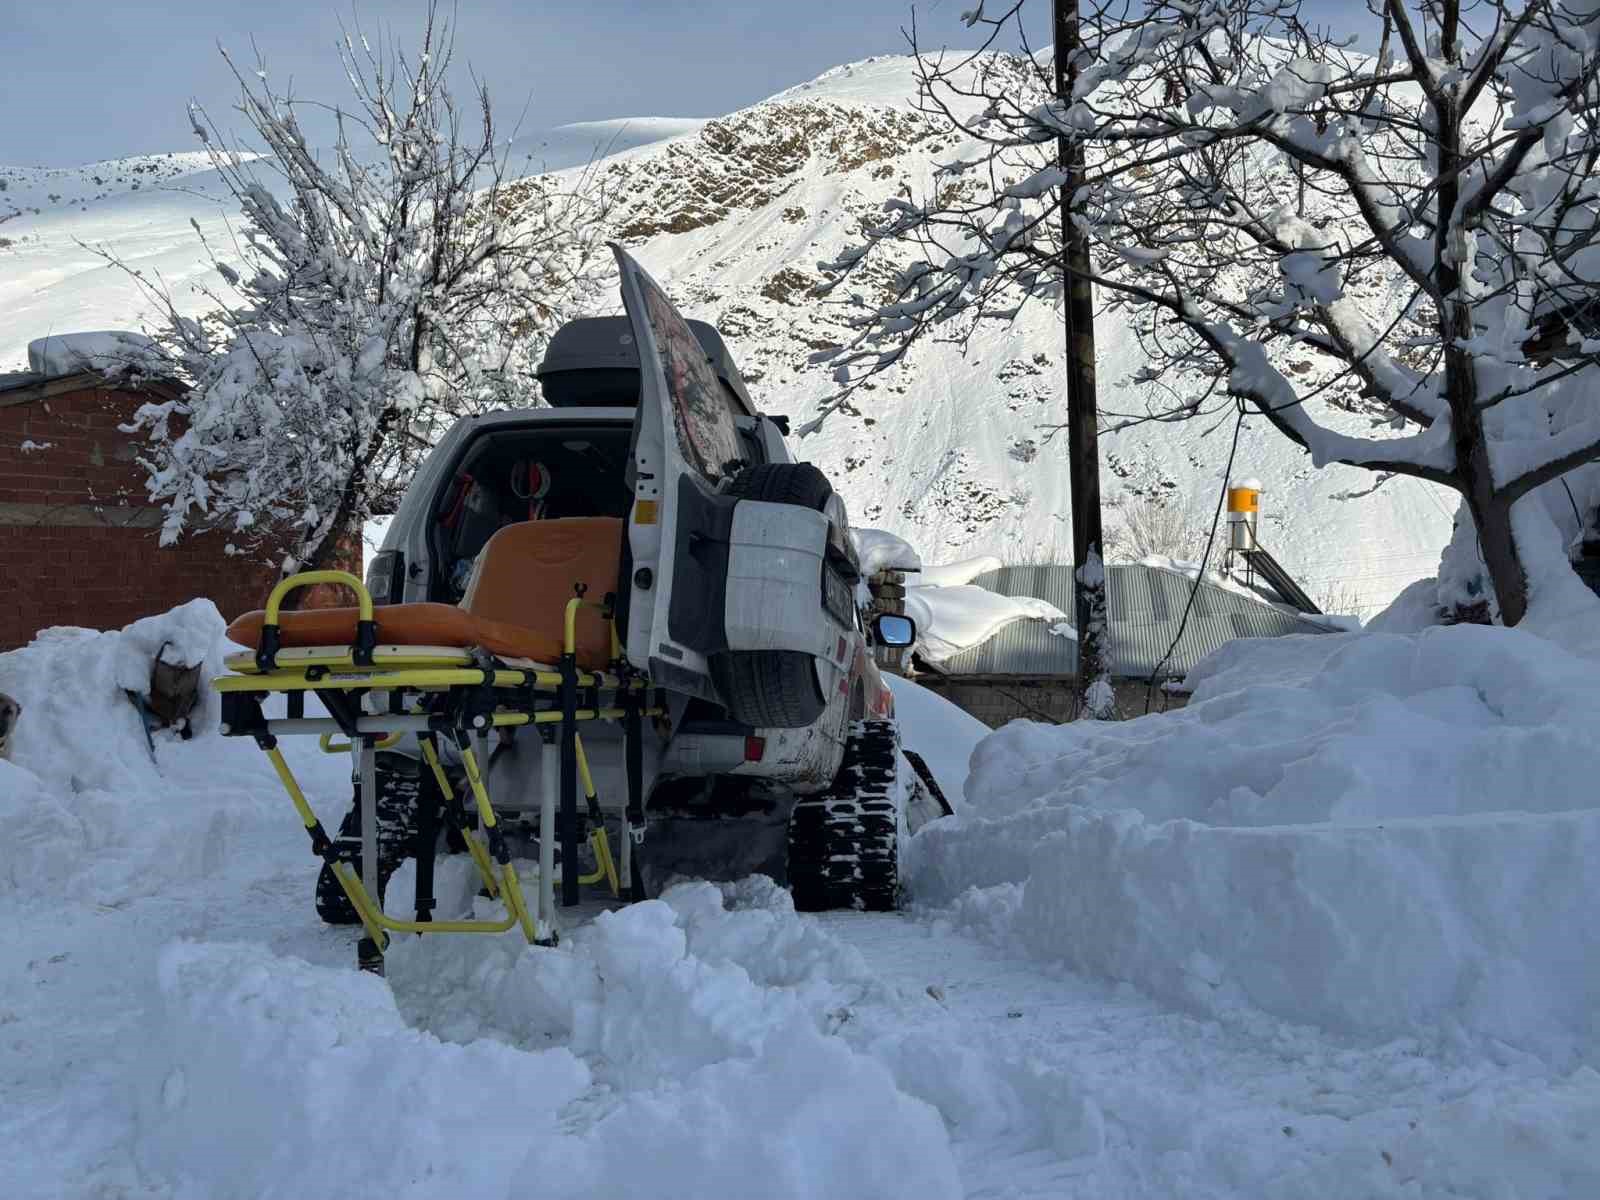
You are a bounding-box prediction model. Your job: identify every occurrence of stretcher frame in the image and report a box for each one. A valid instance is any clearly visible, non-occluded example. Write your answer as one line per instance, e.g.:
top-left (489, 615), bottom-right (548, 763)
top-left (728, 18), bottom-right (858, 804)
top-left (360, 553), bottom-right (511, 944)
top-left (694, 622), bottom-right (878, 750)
top-left (215, 570), bottom-right (659, 973)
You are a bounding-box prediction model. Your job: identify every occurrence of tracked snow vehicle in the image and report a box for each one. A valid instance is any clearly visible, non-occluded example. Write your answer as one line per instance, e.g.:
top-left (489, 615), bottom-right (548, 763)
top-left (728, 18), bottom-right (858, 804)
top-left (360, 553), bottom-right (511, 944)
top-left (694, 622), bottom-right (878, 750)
top-left (213, 247), bottom-right (943, 970)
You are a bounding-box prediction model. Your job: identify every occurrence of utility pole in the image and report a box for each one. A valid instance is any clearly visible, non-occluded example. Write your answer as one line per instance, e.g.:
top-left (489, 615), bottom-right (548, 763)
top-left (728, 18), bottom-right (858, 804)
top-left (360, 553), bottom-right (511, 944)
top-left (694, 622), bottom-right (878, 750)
top-left (1053, 0), bottom-right (1112, 718)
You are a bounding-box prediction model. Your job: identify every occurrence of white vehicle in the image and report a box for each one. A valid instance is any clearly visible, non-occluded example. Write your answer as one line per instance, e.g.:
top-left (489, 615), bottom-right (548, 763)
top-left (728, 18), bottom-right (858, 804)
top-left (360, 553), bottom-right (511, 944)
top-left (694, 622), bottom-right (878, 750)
top-left (304, 247), bottom-right (943, 921)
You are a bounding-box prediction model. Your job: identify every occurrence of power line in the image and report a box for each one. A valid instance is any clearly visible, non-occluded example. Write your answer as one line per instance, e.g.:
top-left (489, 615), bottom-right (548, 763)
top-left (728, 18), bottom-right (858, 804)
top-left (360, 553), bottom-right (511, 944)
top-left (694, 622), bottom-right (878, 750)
top-left (1144, 403), bottom-right (1247, 716)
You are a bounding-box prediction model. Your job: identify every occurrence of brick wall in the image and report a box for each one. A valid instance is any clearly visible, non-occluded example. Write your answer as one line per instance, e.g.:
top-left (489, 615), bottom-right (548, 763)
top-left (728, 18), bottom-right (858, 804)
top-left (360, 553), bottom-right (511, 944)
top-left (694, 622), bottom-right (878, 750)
top-left (0, 380), bottom-right (357, 651)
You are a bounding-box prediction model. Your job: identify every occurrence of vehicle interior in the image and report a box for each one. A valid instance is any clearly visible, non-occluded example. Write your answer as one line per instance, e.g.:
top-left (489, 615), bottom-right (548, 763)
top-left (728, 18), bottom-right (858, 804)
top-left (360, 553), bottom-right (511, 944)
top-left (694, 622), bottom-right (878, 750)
top-left (427, 424), bottom-right (635, 602)
top-left (423, 415), bottom-right (765, 749)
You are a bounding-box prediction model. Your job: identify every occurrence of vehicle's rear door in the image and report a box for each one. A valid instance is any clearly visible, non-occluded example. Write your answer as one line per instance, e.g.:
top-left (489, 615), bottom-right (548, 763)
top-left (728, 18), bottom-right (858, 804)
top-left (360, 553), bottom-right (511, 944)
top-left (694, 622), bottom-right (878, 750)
top-left (614, 245), bottom-right (750, 698)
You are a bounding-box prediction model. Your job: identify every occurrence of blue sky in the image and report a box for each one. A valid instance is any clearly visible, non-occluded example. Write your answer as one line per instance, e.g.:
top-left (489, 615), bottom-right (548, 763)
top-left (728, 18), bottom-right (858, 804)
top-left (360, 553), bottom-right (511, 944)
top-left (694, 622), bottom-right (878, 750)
top-left (2, 0), bottom-right (1364, 167)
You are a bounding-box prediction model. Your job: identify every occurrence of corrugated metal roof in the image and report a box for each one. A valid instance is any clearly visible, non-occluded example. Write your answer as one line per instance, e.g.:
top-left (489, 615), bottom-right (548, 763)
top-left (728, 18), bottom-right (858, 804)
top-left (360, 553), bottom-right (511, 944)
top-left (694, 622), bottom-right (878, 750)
top-left (932, 563), bottom-right (1330, 681)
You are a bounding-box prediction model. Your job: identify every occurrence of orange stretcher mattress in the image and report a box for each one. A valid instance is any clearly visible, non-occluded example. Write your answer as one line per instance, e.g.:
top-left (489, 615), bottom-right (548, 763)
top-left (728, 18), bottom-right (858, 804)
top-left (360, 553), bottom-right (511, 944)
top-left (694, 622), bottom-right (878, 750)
top-left (226, 517), bottom-right (624, 671)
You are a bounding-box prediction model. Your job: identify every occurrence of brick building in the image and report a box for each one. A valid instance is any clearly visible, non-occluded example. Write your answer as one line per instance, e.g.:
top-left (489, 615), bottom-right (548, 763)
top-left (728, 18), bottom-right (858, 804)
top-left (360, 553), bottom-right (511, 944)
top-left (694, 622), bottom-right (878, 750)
top-left (0, 363), bottom-right (354, 651)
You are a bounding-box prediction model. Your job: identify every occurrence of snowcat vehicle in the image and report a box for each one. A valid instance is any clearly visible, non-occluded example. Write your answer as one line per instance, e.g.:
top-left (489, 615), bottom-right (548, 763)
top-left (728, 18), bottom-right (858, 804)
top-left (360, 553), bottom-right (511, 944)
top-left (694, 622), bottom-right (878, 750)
top-left (213, 246), bottom-right (944, 972)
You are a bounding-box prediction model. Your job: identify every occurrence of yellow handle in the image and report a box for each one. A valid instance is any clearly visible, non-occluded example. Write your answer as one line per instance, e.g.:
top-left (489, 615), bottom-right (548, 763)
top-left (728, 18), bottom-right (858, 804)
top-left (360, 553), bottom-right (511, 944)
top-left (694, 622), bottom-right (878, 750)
top-left (265, 570), bottom-right (373, 624)
top-left (319, 730), bottom-right (403, 754)
top-left (564, 597), bottom-right (584, 656)
top-left (258, 570), bottom-right (376, 669)
top-left (564, 595), bottom-right (618, 657)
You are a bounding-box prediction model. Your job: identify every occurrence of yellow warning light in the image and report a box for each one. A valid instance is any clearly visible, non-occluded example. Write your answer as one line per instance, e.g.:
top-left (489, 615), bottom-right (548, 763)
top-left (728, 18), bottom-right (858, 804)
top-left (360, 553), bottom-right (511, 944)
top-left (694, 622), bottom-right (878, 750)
top-left (633, 499), bottom-right (659, 525)
top-left (1226, 487), bottom-right (1259, 515)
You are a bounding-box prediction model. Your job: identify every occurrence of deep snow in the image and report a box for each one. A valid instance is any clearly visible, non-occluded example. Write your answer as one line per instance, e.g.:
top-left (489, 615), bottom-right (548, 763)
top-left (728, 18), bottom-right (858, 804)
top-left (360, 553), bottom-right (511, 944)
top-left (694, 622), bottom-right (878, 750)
top-left (911, 625), bottom-right (1600, 1063)
top-left (3, 601), bottom-right (1597, 1199)
top-left (3, 42), bottom-right (1594, 1199)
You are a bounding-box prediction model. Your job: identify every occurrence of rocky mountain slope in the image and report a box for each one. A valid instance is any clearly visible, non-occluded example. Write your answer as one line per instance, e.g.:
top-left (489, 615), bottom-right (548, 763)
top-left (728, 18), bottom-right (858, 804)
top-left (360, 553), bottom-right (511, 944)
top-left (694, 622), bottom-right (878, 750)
top-left (0, 56), bottom-right (1453, 615)
top-left (579, 56), bottom-right (1455, 615)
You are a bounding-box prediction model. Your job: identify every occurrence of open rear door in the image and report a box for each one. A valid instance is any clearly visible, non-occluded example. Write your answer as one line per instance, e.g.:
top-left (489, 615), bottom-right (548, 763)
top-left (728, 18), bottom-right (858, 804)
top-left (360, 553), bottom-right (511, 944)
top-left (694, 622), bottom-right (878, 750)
top-left (614, 245), bottom-right (749, 699)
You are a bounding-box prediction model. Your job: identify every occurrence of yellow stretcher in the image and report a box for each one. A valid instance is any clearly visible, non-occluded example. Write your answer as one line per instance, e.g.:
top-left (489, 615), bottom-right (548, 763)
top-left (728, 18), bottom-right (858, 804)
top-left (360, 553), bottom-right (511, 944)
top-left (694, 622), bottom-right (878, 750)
top-left (216, 568), bottom-right (660, 974)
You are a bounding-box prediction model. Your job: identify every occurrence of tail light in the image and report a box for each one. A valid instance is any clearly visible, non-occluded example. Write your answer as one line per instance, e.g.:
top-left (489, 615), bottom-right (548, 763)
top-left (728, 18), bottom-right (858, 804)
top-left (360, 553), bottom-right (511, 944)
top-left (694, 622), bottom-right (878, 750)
top-left (743, 736), bottom-right (766, 763)
top-left (365, 549), bottom-right (406, 605)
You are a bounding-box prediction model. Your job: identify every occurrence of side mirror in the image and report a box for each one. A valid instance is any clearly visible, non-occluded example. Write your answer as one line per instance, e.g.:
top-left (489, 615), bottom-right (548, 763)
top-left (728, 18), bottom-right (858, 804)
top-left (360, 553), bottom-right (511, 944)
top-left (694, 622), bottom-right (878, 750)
top-left (873, 612), bottom-right (917, 647)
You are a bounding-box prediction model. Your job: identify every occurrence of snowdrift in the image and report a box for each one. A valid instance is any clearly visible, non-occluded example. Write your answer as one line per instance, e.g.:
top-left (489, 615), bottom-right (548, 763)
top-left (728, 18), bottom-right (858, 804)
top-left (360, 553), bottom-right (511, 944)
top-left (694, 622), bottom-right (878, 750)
top-left (885, 675), bottom-right (988, 809)
top-left (910, 624), bottom-right (1600, 1060)
top-left (0, 602), bottom-right (344, 904)
top-left (142, 882), bottom-right (964, 1200)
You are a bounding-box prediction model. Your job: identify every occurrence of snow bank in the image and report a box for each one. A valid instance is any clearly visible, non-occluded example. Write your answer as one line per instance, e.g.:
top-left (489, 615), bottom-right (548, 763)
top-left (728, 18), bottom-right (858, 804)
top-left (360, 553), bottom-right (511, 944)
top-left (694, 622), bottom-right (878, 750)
top-left (885, 675), bottom-right (988, 802)
top-left (910, 625), bottom-right (1600, 1059)
top-left (387, 878), bottom-right (882, 1083)
top-left (142, 881), bottom-right (962, 1200)
top-left (0, 600), bottom-right (228, 793)
top-left (0, 602), bottom-right (343, 904)
top-left (538, 1028), bottom-right (960, 1200)
top-left (1367, 575), bottom-right (1444, 632)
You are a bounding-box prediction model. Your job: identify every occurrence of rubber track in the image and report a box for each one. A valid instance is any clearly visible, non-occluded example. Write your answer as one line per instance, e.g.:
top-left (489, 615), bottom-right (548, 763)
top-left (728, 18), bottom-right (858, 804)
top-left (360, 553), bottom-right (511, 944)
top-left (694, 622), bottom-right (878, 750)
top-left (315, 753), bottom-right (424, 925)
top-left (788, 719), bottom-right (901, 912)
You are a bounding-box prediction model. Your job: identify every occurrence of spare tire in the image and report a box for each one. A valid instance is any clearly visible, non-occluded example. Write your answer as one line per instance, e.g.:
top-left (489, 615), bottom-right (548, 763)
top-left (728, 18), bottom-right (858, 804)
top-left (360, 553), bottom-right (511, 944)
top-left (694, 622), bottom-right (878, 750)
top-left (726, 461), bottom-right (833, 510)
top-left (710, 463), bottom-right (835, 729)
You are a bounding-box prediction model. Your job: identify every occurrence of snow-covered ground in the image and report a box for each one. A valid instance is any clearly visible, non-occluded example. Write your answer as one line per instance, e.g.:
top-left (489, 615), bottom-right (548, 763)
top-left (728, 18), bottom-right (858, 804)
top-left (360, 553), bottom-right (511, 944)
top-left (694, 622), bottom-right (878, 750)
top-left (4, 49), bottom-right (1591, 1198)
top-left (3, 602), bottom-right (1596, 1199)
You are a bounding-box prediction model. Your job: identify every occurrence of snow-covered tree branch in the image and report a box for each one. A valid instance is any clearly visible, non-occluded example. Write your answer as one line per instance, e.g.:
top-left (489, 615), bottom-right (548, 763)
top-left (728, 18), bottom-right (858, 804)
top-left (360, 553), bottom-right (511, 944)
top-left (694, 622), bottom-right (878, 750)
top-left (820, 0), bottom-right (1600, 626)
top-left (104, 2), bottom-right (612, 585)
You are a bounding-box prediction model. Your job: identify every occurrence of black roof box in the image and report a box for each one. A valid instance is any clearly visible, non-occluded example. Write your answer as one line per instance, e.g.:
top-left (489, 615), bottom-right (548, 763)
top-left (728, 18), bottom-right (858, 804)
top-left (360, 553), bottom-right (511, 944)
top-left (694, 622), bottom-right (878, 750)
top-left (536, 316), bottom-right (754, 414)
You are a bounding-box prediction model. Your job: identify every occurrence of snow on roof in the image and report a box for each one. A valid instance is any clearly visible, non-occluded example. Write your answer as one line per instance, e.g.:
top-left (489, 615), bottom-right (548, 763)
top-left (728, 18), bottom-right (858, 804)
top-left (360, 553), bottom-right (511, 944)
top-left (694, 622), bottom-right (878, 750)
top-left (905, 582), bottom-right (1071, 664)
top-left (27, 331), bottom-right (156, 379)
top-left (929, 562), bottom-right (1330, 681)
top-left (850, 528), bottom-right (922, 577)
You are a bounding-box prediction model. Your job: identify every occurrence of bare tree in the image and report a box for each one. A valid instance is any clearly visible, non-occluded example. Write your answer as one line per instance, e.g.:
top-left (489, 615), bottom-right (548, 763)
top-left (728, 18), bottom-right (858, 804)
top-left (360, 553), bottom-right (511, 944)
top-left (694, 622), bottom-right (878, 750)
top-left (110, 3), bottom-right (611, 582)
top-left (1106, 495), bottom-right (1202, 562)
top-left (819, 0), bottom-right (1600, 626)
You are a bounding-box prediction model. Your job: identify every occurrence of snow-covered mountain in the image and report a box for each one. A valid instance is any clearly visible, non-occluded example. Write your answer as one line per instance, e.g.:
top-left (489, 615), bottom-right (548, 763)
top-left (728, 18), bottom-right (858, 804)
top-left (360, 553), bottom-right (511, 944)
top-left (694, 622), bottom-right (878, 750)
top-left (0, 56), bottom-right (1453, 615)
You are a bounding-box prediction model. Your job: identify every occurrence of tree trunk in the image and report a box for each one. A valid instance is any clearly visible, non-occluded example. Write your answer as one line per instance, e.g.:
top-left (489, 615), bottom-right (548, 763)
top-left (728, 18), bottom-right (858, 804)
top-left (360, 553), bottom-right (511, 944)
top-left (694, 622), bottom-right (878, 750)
top-left (1054, 0), bottom-right (1112, 718)
top-left (1449, 315), bottom-right (1531, 627)
top-left (275, 496), bottom-right (362, 612)
top-left (1463, 484), bottom-right (1531, 627)
top-left (1427, 17), bottom-right (1532, 625)
top-left (275, 403), bottom-right (396, 610)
